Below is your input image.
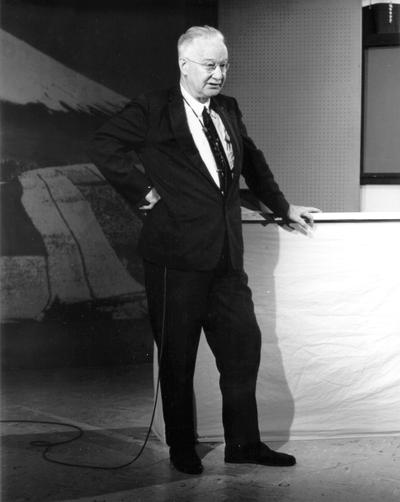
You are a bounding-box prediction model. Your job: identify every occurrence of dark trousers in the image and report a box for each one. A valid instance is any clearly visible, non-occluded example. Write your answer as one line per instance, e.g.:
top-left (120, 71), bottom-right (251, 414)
top-left (144, 255), bottom-right (262, 448)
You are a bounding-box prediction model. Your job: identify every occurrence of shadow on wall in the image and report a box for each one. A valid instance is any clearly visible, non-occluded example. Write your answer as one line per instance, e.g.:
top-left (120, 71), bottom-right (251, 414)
top-left (244, 223), bottom-right (294, 445)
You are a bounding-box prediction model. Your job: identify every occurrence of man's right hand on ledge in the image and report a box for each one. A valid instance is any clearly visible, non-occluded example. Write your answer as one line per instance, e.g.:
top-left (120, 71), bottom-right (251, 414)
top-left (286, 204), bottom-right (322, 233)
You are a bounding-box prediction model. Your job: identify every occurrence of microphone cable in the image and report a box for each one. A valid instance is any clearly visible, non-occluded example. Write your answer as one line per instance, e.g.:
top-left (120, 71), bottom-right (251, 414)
top-left (1, 267), bottom-right (168, 470)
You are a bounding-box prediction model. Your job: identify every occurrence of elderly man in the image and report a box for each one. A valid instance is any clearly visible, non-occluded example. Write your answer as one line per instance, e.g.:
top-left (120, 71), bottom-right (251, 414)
top-left (89, 25), bottom-right (319, 475)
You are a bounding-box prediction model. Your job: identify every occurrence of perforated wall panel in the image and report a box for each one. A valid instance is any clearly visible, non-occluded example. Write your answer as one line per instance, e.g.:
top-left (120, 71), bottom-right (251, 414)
top-left (220, 0), bottom-right (362, 211)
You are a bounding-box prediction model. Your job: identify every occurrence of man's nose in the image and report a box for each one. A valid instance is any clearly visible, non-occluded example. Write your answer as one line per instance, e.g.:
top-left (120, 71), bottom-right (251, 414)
top-left (211, 65), bottom-right (224, 79)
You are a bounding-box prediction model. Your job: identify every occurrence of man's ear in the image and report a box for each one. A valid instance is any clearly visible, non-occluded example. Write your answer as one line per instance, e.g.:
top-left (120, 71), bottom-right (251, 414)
top-left (179, 58), bottom-right (188, 75)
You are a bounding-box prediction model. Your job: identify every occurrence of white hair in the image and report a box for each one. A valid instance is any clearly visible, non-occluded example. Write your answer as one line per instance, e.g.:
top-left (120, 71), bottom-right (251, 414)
top-left (177, 25), bottom-right (226, 57)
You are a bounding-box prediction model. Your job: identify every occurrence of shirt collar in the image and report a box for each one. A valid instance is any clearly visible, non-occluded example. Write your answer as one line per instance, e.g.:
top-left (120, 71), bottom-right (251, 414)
top-left (180, 85), bottom-right (210, 116)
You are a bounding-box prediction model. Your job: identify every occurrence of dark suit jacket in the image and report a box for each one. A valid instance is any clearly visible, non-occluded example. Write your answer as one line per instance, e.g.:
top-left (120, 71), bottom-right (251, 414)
top-left (88, 86), bottom-right (289, 271)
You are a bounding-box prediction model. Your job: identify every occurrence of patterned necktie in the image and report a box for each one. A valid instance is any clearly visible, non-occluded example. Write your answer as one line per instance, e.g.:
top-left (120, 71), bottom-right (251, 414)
top-left (202, 107), bottom-right (232, 195)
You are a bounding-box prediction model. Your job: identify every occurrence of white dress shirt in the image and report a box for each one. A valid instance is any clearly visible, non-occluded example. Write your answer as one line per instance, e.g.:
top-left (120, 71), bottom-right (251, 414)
top-left (180, 85), bottom-right (234, 188)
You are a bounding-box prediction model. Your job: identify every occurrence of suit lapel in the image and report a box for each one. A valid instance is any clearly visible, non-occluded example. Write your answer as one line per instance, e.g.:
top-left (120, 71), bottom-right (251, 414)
top-left (168, 88), bottom-right (220, 191)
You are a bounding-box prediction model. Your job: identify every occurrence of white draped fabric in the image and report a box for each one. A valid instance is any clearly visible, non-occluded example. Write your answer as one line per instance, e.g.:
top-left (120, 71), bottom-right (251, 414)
top-left (153, 214), bottom-right (400, 441)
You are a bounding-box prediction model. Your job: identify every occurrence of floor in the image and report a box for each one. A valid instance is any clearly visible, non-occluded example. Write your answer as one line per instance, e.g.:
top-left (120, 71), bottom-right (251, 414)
top-left (1, 364), bottom-right (399, 502)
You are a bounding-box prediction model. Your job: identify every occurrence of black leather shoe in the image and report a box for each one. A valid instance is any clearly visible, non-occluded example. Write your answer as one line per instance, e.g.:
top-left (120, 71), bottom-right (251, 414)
top-left (170, 446), bottom-right (204, 475)
top-left (225, 441), bottom-right (296, 467)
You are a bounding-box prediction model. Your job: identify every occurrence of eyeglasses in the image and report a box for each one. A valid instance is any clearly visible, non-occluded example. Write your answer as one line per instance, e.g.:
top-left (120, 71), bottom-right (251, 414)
top-left (184, 57), bottom-right (230, 73)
